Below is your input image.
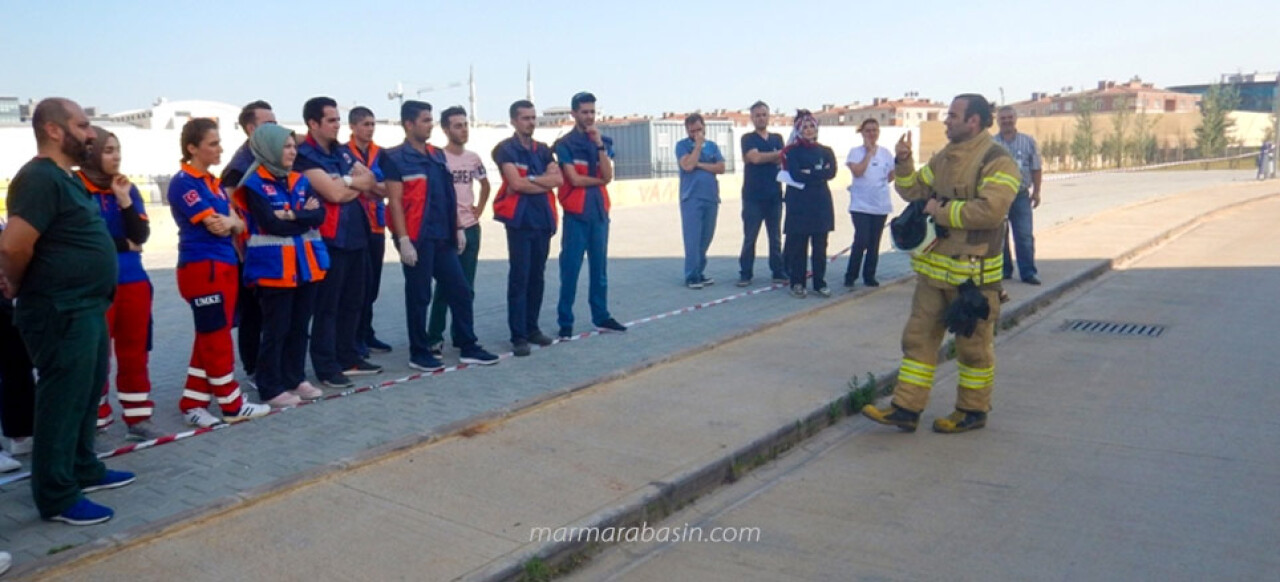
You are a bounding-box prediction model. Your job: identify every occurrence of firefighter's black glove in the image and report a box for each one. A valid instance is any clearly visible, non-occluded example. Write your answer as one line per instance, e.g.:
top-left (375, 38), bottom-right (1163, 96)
top-left (945, 280), bottom-right (991, 338)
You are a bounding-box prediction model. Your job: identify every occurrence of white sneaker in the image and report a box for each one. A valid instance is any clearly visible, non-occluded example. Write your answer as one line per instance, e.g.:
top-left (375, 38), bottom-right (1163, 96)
top-left (0, 452), bottom-right (20, 473)
top-left (225, 402), bottom-right (271, 423)
top-left (125, 420), bottom-right (166, 442)
top-left (8, 437), bottom-right (32, 456)
top-left (0, 550), bottom-right (10, 576)
top-left (184, 408), bottom-right (226, 429)
top-left (291, 381), bottom-right (323, 400)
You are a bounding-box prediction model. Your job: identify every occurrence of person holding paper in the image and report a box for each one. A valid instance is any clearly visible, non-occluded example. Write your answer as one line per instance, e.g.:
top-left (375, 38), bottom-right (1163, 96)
top-left (780, 110), bottom-right (837, 298)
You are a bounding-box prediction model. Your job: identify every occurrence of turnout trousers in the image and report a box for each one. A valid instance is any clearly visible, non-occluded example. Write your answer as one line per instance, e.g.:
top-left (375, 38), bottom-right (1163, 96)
top-left (891, 275), bottom-right (1002, 414)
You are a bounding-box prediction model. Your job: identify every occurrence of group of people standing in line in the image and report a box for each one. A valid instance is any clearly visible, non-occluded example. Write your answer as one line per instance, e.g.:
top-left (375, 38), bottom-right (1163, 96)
top-left (0, 92), bottom-right (627, 527)
top-left (677, 102), bottom-right (902, 298)
top-left (678, 100), bottom-right (1043, 299)
top-left (0, 91), bottom-right (1044, 535)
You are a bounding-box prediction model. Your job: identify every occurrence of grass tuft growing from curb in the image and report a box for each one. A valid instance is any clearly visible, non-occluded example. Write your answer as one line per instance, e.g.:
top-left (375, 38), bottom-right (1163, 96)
top-left (523, 557), bottom-right (553, 581)
top-left (847, 372), bottom-right (880, 412)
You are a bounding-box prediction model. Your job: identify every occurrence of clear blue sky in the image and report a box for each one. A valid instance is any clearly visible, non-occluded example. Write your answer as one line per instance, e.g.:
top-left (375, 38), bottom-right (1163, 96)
top-left (2, 0), bottom-right (1274, 122)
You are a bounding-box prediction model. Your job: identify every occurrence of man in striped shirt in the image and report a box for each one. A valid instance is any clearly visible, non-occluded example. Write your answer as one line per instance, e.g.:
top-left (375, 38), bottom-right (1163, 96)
top-left (994, 106), bottom-right (1042, 285)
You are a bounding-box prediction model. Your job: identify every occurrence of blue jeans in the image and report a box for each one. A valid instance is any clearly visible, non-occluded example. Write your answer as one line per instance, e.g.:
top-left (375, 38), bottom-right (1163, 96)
top-left (1003, 190), bottom-right (1036, 280)
top-left (680, 197), bottom-right (719, 283)
top-left (557, 217), bottom-right (612, 329)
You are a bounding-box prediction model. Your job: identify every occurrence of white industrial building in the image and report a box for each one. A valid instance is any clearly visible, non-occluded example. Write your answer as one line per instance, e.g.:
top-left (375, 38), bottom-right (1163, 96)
top-left (108, 98), bottom-right (243, 130)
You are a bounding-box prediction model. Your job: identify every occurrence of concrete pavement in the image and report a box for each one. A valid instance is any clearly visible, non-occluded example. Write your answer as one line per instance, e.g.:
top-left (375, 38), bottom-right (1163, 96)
top-left (31, 170), bottom-right (1267, 456)
top-left (567, 195), bottom-right (1280, 582)
top-left (2, 170), bottom-right (1275, 579)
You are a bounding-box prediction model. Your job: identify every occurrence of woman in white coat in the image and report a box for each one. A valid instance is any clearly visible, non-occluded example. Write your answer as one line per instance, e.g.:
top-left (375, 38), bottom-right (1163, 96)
top-left (843, 118), bottom-right (895, 288)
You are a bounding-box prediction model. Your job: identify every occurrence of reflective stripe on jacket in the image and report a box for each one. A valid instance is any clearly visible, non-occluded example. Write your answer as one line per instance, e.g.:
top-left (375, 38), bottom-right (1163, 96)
top-left (893, 132), bottom-right (1019, 287)
top-left (236, 168), bottom-right (329, 287)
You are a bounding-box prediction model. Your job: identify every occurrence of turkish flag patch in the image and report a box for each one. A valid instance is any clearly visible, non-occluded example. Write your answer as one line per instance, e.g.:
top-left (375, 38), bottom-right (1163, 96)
top-left (183, 190), bottom-right (201, 206)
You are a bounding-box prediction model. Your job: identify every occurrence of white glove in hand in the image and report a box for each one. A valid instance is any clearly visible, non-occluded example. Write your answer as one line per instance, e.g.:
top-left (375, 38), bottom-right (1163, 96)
top-left (398, 236), bottom-right (418, 266)
top-left (456, 229), bottom-right (466, 254)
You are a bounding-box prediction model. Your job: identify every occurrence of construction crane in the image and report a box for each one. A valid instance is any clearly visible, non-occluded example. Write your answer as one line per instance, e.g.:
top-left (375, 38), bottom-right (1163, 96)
top-left (387, 80), bottom-right (466, 105)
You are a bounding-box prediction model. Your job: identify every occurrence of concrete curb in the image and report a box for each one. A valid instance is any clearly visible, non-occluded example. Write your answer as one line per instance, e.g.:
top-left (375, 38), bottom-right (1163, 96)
top-left (17, 186), bottom-right (1279, 582)
top-left (465, 187), bottom-right (1280, 582)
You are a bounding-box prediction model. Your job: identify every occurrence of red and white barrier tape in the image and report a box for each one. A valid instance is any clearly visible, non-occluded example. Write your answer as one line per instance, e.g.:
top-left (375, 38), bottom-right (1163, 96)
top-left (5, 156), bottom-right (1259, 486)
top-left (0, 246), bottom-right (854, 487)
top-left (4, 157), bottom-right (1261, 486)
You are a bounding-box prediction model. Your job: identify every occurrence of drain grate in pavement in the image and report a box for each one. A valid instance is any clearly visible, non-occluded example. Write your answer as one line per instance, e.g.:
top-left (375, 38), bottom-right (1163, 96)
top-left (1061, 319), bottom-right (1166, 337)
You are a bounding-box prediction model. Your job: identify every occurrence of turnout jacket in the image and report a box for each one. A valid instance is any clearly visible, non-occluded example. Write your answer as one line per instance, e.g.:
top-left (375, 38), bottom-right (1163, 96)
top-left (894, 132), bottom-right (1020, 288)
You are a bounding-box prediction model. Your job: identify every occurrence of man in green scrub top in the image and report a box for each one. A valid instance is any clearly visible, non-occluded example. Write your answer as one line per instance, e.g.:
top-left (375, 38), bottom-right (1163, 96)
top-left (0, 98), bottom-right (137, 526)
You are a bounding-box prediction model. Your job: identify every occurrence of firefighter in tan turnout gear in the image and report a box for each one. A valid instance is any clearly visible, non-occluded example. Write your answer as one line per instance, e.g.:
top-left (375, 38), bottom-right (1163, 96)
top-left (862, 94), bottom-right (1022, 433)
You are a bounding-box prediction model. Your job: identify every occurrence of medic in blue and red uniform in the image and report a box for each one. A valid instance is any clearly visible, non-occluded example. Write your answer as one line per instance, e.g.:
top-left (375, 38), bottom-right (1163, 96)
top-left (294, 97), bottom-right (380, 386)
top-left (346, 116), bottom-right (391, 355)
top-left (76, 129), bottom-right (155, 435)
top-left (167, 118), bottom-right (270, 426)
top-left (492, 100), bottom-right (560, 352)
top-left (553, 92), bottom-right (625, 336)
top-left (381, 100), bottom-right (498, 370)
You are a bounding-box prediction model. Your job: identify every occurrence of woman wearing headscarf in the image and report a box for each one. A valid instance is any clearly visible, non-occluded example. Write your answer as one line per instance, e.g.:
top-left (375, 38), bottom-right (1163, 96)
top-left (77, 127), bottom-right (163, 441)
top-left (780, 110), bottom-right (838, 297)
top-left (233, 124), bottom-right (329, 408)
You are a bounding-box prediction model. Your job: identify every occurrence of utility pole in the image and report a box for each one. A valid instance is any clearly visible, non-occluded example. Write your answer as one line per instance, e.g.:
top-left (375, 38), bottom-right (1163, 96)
top-left (526, 62), bottom-right (534, 104)
top-left (389, 78), bottom-right (465, 111)
top-left (468, 65), bottom-right (477, 125)
top-left (1271, 74), bottom-right (1279, 178)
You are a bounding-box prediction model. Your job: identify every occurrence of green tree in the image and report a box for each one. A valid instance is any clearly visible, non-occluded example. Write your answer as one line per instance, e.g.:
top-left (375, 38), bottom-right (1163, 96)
top-left (1099, 138), bottom-right (1119, 168)
top-left (1057, 127), bottom-right (1072, 168)
top-left (1194, 83), bottom-right (1240, 158)
top-left (1070, 97), bottom-right (1098, 170)
top-left (1104, 97), bottom-right (1132, 168)
top-left (1040, 135), bottom-right (1065, 172)
top-left (1128, 112), bottom-right (1160, 166)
